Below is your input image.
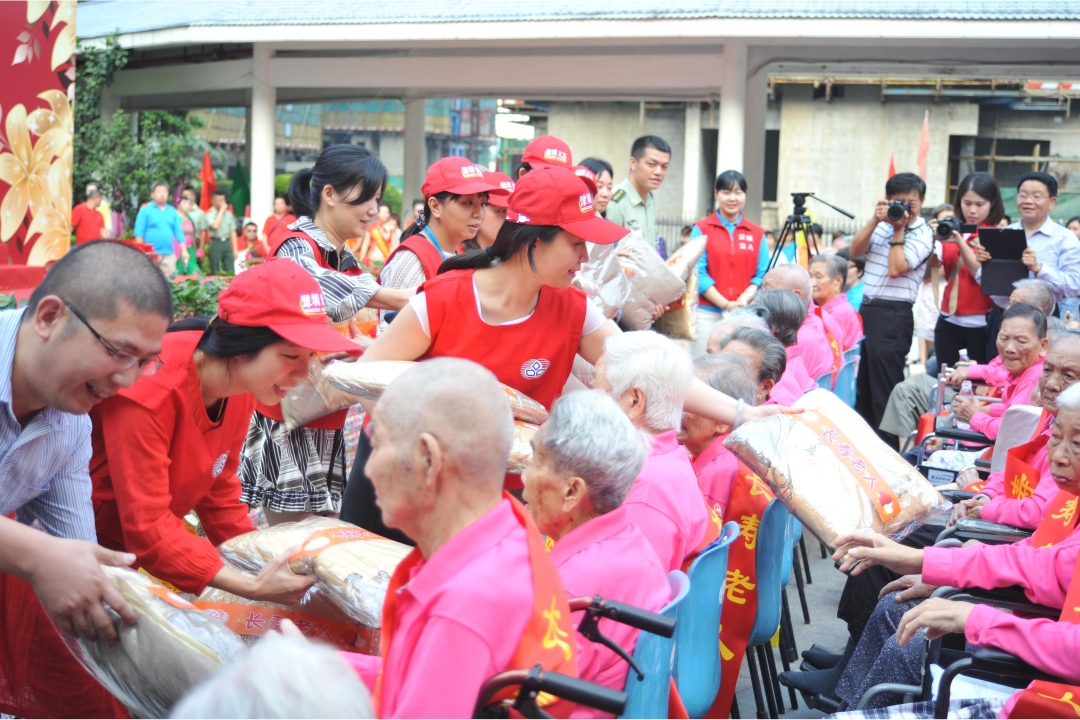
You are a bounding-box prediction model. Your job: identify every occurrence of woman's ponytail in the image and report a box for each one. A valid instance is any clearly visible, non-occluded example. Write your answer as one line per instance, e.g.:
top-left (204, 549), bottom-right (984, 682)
top-left (438, 222), bottom-right (561, 275)
top-left (287, 168), bottom-right (317, 219)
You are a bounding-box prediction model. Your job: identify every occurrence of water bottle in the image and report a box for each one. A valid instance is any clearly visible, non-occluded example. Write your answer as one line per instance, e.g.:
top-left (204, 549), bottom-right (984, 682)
top-left (949, 380), bottom-right (975, 428)
top-left (958, 349), bottom-right (970, 364)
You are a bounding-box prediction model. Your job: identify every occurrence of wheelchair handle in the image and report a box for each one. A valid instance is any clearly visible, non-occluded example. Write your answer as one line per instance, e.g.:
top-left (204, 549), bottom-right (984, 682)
top-left (569, 596), bottom-right (675, 638)
top-left (473, 666), bottom-right (627, 718)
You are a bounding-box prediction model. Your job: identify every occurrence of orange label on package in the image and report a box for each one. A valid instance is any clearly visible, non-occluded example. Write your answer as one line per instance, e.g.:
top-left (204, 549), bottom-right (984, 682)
top-left (146, 584), bottom-right (198, 610)
top-left (193, 601), bottom-right (379, 654)
top-left (289, 526), bottom-right (381, 564)
top-left (793, 413), bottom-right (901, 523)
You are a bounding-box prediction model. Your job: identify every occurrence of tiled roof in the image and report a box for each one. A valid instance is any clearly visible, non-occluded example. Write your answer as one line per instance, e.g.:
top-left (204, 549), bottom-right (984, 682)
top-left (77, 0), bottom-right (1080, 38)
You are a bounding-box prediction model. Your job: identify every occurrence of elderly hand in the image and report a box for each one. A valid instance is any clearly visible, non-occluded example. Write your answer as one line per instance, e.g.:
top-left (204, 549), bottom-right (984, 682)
top-left (832, 530), bottom-right (924, 576)
top-left (1022, 248), bottom-right (1042, 274)
top-left (946, 364), bottom-right (971, 386)
top-left (880, 574), bottom-right (939, 603)
top-left (896, 598), bottom-right (975, 645)
top-left (743, 404), bottom-right (802, 423)
top-left (947, 496), bottom-right (988, 527)
top-left (949, 395), bottom-right (980, 422)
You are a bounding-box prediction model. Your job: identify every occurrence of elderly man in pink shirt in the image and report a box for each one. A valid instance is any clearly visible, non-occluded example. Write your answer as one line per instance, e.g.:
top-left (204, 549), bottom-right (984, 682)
top-left (341, 358), bottom-right (578, 718)
top-left (947, 302), bottom-right (1048, 441)
top-left (763, 264), bottom-right (843, 381)
top-left (593, 331), bottom-right (710, 573)
top-left (523, 390), bottom-right (670, 716)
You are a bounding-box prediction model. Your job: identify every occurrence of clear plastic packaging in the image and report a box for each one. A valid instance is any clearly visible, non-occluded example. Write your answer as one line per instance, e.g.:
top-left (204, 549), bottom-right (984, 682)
top-left (724, 389), bottom-right (951, 548)
top-left (507, 421), bottom-right (539, 473)
top-left (61, 567), bottom-right (246, 719)
top-left (280, 357), bottom-right (368, 431)
top-left (574, 242), bottom-right (633, 318)
top-left (616, 229), bottom-right (688, 331)
top-left (653, 237), bottom-right (705, 340)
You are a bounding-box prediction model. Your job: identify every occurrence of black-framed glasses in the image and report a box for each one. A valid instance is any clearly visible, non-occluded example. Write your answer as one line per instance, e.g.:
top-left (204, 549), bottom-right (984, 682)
top-left (63, 301), bottom-right (163, 376)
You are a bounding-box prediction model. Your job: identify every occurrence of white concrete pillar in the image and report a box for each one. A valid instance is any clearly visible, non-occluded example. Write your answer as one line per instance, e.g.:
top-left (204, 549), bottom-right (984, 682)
top-left (682, 102), bottom-right (702, 220)
top-left (742, 58), bottom-right (769, 225)
top-left (402, 98), bottom-right (427, 212)
top-left (99, 88), bottom-right (121, 120)
top-left (717, 39), bottom-right (747, 175)
top-left (249, 43), bottom-right (276, 225)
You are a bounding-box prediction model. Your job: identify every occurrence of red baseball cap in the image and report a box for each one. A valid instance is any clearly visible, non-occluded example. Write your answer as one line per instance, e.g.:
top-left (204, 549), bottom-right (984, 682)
top-left (521, 136), bottom-right (573, 169)
top-left (483, 171), bottom-right (516, 209)
top-left (421, 157), bottom-right (511, 199)
top-left (572, 165), bottom-right (599, 195)
top-left (506, 167), bottom-right (630, 245)
top-left (217, 260), bottom-right (360, 354)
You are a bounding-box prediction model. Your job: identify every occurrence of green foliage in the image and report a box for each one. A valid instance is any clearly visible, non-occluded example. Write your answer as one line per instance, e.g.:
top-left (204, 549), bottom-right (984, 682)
top-left (275, 174), bottom-right (293, 200)
top-left (382, 182), bottom-right (402, 217)
top-left (170, 276), bottom-right (231, 319)
top-left (74, 35), bottom-right (217, 228)
top-left (0, 294), bottom-right (26, 311)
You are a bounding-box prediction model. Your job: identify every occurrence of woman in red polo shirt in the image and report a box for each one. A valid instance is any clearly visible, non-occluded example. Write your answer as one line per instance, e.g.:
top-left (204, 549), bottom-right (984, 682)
top-left (934, 172), bottom-right (1005, 366)
top-left (3, 261), bottom-right (362, 719)
top-left (691, 170), bottom-right (769, 355)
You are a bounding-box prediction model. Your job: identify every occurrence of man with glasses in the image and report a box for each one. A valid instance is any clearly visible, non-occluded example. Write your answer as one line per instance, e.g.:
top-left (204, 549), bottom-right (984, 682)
top-left (0, 241), bottom-right (172, 651)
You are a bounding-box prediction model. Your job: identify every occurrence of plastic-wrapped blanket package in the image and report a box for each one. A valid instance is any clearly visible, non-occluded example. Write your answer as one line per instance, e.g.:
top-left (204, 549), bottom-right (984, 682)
top-left (280, 356), bottom-right (375, 431)
top-left (62, 567), bottom-right (246, 719)
top-left (507, 421), bottom-right (539, 474)
top-left (322, 360), bottom-right (550, 425)
top-left (573, 242), bottom-right (633, 318)
top-left (617, 229), bottom-right (687, 330)
top-left (219, 518), bottom-right (411, 644)
top-left (724, 389), bottom-right (951, 548)
top-left (653, 238), bottom-right (706, 341)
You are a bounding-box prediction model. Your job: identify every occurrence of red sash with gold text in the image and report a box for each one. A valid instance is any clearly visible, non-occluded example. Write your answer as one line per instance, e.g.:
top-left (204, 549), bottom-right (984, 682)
top-left (813, 306), bottom-right (843, 386)
top-left (707, 461), bottom-right (774, 717)
top-left (372, 494), bottom-right (578, 717)
top-left (1029, 490), bottom-right (1080, 549)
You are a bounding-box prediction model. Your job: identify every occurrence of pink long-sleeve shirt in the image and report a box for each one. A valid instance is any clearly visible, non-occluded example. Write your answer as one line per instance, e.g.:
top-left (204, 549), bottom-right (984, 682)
top-left (550, 506), bottom-right (671, 718)
top-left (341, 499), bottom-right (535, 718)
top-left (966, 357), bottom-right (1009, 388)
top-left (967, 360), bottom-right (1044, 440)
top-left (624, 430), bottom-right (709, 573)
top-left (770, 355), bottom-right (816, 406)
top-left (978, 424), bottom-right (1060, 529)
top-left (790, 308), bottom-right (837, 381)
top-left (822, 294), bottom-right (862, 351)
top-left (923, 533), bottom-right (1080, 695)
top-left (692, 433), bottom-right (740, 520)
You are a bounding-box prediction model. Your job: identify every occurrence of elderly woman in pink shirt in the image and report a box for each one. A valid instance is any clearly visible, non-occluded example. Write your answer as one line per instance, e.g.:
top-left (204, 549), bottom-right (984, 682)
top-left (947, 302), bottom-right (1049, 441)
top-left (713, 325), bottom-right (791, 408)
top-left (592, 331), bottom-right (710, 573)
top-left (751, 288), bottom-right (818, 403)
top-left (810, 253), bottom-right (862, 351)
top-left (523, 390), bottom-right (670, 717)
top-left (762, 264), bottom-right (844, 380)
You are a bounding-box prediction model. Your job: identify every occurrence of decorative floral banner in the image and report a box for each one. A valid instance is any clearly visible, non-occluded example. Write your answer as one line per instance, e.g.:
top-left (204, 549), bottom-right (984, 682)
top-left (0, 0), bottom-right (75, 266)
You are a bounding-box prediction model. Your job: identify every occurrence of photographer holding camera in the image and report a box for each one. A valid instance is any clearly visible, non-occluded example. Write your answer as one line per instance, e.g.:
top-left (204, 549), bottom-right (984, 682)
top-left (850, 172), bottom-right (935, 440)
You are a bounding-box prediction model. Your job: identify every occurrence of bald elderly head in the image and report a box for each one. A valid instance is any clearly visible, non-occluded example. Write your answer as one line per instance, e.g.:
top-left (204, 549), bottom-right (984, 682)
top-left (366, 358), bottom-right (514, 546)
top-left (762, 264), bottom-right (813, 307)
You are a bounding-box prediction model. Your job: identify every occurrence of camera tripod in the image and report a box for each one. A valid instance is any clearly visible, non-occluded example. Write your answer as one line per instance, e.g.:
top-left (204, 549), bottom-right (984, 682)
top-left (767, 192), bottom-right (855, 270)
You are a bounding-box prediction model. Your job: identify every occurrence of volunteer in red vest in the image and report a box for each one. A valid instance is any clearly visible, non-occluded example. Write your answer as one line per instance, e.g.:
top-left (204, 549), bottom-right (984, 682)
top-left (933, 172), bottom-right (1004, 366)
top-left (249, 145), bottom-right (411, 526)
top-left (377, 157), bottom-right (509, 332)
top-left (763, 263), bottom-right (845, 381)
top-left (6, 261), bottom-right (360, 718)
top-left (522, 390), bottom-right (669, 714)
top-left (691, 170), bottom-right (769, 355)
top-left (832, 382), bottom-right (1080, 719)
top-left (471, 171), bottom-right (516, 251)
top-left (341, 358), bottom-right (578, 718)
top-left (592, 330), bottom-right (714, 573)
top-left (262, 195), bottom-right (298, 249)
top-left (810, 253), bottom-right (862, 351)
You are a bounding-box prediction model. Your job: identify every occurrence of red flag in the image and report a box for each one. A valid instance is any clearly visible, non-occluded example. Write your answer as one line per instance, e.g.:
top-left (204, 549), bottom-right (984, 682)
top-left (198, 152), bottom-right (216, 211)
top-left (887, 152), bottom-right (896, 179)
top-left (916, 110), bottom-right (929, 179)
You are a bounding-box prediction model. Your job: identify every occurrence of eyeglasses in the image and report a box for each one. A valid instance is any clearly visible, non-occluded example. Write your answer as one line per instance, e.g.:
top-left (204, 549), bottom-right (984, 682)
top-left (1016, 193), bottom-right (1048, 203)
top-left (64, 301), bottom-right (163, 376)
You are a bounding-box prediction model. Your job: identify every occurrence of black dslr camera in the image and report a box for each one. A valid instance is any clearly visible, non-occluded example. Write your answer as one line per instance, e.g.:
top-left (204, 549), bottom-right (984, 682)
top-left (886, 199), bottom-right (910, 222)
top-left (934, 216), bottom-right (978, 239)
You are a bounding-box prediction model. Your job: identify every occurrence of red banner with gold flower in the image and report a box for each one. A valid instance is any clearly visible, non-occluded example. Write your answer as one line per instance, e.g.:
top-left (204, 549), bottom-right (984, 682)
top-left (0, 0), bottom-right (75, 266)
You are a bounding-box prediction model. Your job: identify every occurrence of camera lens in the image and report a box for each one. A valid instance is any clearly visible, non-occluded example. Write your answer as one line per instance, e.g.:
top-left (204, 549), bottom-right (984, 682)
top-left (886, 203), bottom-right (906, 222)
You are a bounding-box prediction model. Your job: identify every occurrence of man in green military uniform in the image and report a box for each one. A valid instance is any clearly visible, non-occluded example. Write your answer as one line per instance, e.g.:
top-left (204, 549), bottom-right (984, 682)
top-left (605, 135), bottom-right (672, 256)
top-left (206, 190), bottom-right (238, 275)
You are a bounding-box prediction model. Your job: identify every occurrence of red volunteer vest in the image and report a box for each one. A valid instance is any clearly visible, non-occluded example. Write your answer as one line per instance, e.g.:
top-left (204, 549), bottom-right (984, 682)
top-left (381, 233), bottom-right (445, 283)
top-left (373, 494), bottom-right (578, 717)
top-left (260, 230), bottom-right (365, 430)
top-left (695, 214), bottom-right (765, 306)
top-left (940, 228), bottom-right (993, 316)
top-left (420, 270), bottom-right (586, 413)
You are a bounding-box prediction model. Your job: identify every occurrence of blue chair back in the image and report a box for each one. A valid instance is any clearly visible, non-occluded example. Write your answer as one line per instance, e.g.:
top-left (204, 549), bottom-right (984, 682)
top-left (780, 515), bottom-right (795, 587)
top-left (834, 359), bottom-right (858, 407)
top-left (674, 522), bottom-right (740, 718)
top-left (844, 342), bottom-right (862, 365)
top-left (621, 570), bottom-right (691, 719)
top-left (746, 499), bottom-right (791, 647)
top-left (815, 371), bottom-right (833, 390)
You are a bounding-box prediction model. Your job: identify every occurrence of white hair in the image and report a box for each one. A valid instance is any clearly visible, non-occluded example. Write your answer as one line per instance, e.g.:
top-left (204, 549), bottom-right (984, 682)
top-left (538, 391), bottom-right (649, 514)
top-left (171, 634), bottom-right (374, 719)
top-left (708, 309), bottom-right (770, 349)
top-left (603, 331), bottom-right (693, 432)
top-left (1057, 382), bottom-right (1080, 414)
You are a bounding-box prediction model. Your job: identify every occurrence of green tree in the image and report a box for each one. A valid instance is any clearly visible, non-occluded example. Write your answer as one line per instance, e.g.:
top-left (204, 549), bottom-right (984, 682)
top-left (74, 35), bottom-right (222, 230)
top-left (382, 182), bottom-right (402, 217)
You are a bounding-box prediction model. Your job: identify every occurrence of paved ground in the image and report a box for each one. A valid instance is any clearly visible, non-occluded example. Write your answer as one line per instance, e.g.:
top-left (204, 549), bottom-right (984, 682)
top-left (732, 527), bottom-right (849, 719)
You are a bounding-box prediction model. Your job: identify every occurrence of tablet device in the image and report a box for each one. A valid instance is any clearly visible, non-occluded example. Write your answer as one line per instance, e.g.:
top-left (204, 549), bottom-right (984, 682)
top-left (977, 228), bottom-right (1028, 297)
